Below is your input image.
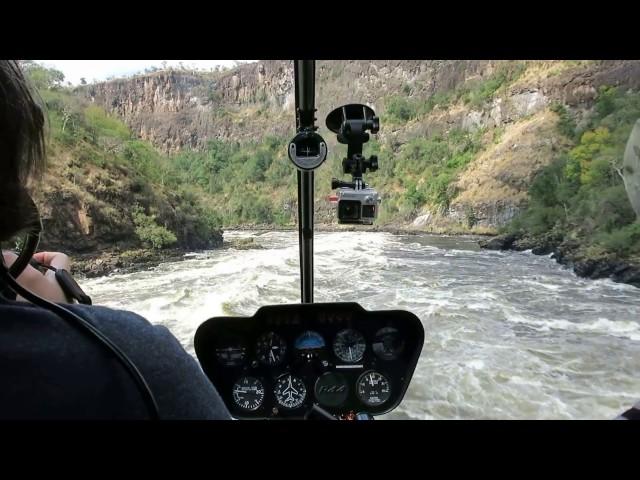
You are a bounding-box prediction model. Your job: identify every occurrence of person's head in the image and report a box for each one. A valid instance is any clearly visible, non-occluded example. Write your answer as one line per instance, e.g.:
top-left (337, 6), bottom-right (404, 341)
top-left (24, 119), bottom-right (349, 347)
top-left (0, 60), bottom-right (46, 242)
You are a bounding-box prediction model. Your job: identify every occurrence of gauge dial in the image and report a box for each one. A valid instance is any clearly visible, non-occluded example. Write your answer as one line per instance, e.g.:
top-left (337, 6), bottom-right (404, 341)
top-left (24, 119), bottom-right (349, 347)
top-left (232, 376), bottom-right (265, 411)
top-left (294, 331), bottom-right (326, 351)
top-left (215, 336), bottom-right (247, 367)
top-left (256, 332), bottom-right (287, 366)
top-left (333, 328), bottom-right (366, 363)
top-left (274, 374), bottom-right (307, 409)
top-left (372, 327), bottom-right (405, 361)
top-left (294, 331), bottom-right (326, 361)
top-left (314, 372), bottom-right (349, 408)
top-left (357, 371), bottom-right (391, 407)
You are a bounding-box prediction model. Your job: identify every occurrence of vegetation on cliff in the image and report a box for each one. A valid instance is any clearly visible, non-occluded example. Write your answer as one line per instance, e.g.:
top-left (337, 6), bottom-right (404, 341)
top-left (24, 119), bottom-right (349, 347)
top-left (22, 61), bottom-right (222, 252)
top-left (505, 86), bottom-right (640, 261)
top-left (23, 60), bottom-right (640, 279)
top-left (157, 63), bottom-right (535, 228)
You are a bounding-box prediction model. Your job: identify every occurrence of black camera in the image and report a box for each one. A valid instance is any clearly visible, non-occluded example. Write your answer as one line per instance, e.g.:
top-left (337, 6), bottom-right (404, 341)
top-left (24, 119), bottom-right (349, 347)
top-left (326, 104), bottom-right (382, 225)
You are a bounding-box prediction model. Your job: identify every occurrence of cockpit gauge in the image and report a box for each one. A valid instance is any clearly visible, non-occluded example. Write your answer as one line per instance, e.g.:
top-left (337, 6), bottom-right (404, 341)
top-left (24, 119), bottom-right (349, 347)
top-left (215, 336), bottom-right (247, 367)
top-left (294, 330), bottom-right (326, 361)
top-left (274, 374), bottom-right (307, 409)
top-left (294, 331), bottom-right (326, 351)
top-left (232, 376), bottom-right (265, 411)
top-left (256, 332), bottom-right (287, 366)
top-left (356, 371), bottom-right (391, 407)
top-left (372, 327), bottom-right (405, 361)
top-left (333, 328), bottom-right (366, 363)
top-left (314, 372), bottom-right (349, 407)
top-left (194, 302), bottom-right (426, 419)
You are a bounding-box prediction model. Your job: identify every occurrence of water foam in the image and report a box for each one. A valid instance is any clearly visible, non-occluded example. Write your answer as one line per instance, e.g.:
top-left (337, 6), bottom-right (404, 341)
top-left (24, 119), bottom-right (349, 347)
top-left (81, 230), bottom-right (640, 419)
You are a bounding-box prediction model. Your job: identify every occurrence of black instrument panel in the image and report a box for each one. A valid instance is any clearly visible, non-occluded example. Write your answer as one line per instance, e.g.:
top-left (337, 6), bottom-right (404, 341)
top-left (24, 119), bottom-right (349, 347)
top-left (194, 302), bottom-right (424, 419)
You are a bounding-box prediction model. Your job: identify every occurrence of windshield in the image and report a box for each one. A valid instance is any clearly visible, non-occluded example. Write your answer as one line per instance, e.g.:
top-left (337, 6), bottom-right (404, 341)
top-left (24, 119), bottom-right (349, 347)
top-left (20, 59), bottom-right (640, 419)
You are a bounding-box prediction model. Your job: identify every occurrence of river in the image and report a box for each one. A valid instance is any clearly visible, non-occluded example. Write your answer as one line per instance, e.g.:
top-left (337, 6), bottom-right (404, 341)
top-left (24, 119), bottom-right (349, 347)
top-left (81, 230), bottom-right (640, 419)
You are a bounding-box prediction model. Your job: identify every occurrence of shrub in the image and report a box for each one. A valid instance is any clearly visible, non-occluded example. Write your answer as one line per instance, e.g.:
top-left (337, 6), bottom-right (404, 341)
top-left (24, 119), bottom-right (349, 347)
top-left (550, 102), bottom-right (577, 139)
top-left (461, 62), bottom-right (527, 108)
top-left (595, 222), bottom-right (640, 256)
top-left (385, 96), bottom-right (417, 122)
top-left (131, 205), bottom-right (177, 249)
top-left (84, 105), bottom-right (130, 140)
top-left (507, 87), bottom-right (640, 258)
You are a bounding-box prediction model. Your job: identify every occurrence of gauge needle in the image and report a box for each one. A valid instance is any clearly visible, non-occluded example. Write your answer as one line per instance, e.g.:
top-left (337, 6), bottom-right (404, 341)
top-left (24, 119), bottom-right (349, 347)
top-left (270, 350), bottom-right (276, 363)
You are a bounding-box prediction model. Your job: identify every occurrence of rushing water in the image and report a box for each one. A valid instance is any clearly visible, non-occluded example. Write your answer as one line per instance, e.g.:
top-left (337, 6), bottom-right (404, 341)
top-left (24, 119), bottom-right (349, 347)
top-left (81, 231), bottom-right (640, 419)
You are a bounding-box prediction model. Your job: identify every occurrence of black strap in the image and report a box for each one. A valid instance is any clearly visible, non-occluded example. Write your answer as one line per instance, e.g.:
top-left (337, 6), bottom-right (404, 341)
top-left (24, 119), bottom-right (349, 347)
top-left (54, 269), bottom-right (92, 305)
top-left (29, 259), bottom-right (92, 305)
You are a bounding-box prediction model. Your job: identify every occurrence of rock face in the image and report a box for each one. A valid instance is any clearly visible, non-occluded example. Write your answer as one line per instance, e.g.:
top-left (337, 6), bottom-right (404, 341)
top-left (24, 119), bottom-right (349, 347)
top-left (478, 234), bottom-right (517, 250)
top-left (71, 249), bottom-right (188, 278)
top-left (80, 60), bottom-right (640, 229)
top-left (452, 110), bottom-right (572, 228)
top-left (83, 60), bottom-right (640, 151)
top-left (479, 233), bottom-right (640, 288)
top-left (566, 257), bottom-right (640, 288)
top-left (32, 162), bottom-right (223, 254)
top-left (412, 212), bottom-right (433, 227)
top-left (81, 62), bottom-right (295, 154)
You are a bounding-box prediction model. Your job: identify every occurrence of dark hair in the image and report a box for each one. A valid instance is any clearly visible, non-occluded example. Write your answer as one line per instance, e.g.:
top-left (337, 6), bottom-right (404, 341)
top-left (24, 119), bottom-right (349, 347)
top-left (0, 60), bottom-right (46, 242)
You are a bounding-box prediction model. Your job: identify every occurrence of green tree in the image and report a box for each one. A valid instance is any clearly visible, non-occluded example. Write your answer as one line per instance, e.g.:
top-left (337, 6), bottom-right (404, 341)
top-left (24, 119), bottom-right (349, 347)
top-left (508, 87), bottom-right (640, 258)
top-left (131, 205), bottom-right (177, 249)
top-left (567, 127), bottom-right (612, 186)
top-left (22, 62), bottom-right (65, 90)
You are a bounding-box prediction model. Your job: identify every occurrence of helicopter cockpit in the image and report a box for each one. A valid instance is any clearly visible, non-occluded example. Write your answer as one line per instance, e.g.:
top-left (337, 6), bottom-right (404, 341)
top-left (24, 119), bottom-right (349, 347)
top-left (193, 60), bottom-right (425, 420)
top-left (195, 303), bottom-right (423, 420)
top-left (2, 59), bottom-right (639, 422)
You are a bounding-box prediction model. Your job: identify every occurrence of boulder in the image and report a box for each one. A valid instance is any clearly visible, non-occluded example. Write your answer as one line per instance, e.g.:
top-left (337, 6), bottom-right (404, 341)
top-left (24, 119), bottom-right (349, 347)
top-left (478, 234), bottom-right (517, 250)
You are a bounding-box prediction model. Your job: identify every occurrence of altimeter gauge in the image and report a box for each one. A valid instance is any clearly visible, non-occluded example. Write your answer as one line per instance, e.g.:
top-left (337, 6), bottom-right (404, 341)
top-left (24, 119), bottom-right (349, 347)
top-left (232, 376), bottom-right (265, 411)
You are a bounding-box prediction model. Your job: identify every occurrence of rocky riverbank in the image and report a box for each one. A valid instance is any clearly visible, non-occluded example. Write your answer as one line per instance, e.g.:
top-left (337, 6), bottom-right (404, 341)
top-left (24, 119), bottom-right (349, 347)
top-left (479, 233), bottom-right (640, 288)
top-left (225, 222), bottom-right (495, 237)
top-left (71, 248), bottom-right (189, 278)
top-left (69, 224), bottom-right (493, 279)
top-left (70, 237), bottom-right (265, 278)
top-left (70, 226), bottom-right (638, 289)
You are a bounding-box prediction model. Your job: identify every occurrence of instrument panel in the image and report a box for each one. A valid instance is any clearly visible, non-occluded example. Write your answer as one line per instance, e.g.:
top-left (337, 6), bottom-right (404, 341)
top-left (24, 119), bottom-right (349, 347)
top-left (195, 302), bottom-right (424, 419)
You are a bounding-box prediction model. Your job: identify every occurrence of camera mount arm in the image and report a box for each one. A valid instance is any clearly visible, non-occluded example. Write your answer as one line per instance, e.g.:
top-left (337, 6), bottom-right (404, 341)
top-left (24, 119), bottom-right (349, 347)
top-left (326, 104), bottom-right (379, 191)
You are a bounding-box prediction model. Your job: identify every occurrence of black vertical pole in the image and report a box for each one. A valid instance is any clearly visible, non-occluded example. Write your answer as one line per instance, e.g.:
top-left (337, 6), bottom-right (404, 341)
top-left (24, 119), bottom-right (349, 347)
top-left (294, 60), bottom-right (316, 304)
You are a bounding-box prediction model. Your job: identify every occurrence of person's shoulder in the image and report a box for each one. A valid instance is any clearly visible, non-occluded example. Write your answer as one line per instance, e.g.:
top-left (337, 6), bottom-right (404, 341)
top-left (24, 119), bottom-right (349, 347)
top-left (0, 301), bottom-right (231, 419)
top-left (65, 304), bottom-right (231, 419)
top-left (64, 303), bottom-right (178, 349)
top-left (68, 303), bottom-right (154, 329)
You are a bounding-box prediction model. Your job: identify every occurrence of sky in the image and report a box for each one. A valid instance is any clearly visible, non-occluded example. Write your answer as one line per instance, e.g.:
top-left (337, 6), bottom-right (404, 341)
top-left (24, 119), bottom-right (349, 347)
top-left (32, 60), bottom-right (257, 85)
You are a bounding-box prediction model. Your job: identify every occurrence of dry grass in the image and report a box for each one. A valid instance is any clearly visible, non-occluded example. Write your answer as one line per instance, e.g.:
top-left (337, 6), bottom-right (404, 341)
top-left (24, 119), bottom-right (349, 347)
top-left (508, 60), bottom-right (594, 91)
top-left (452, 110), bottom-right (572, 207)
